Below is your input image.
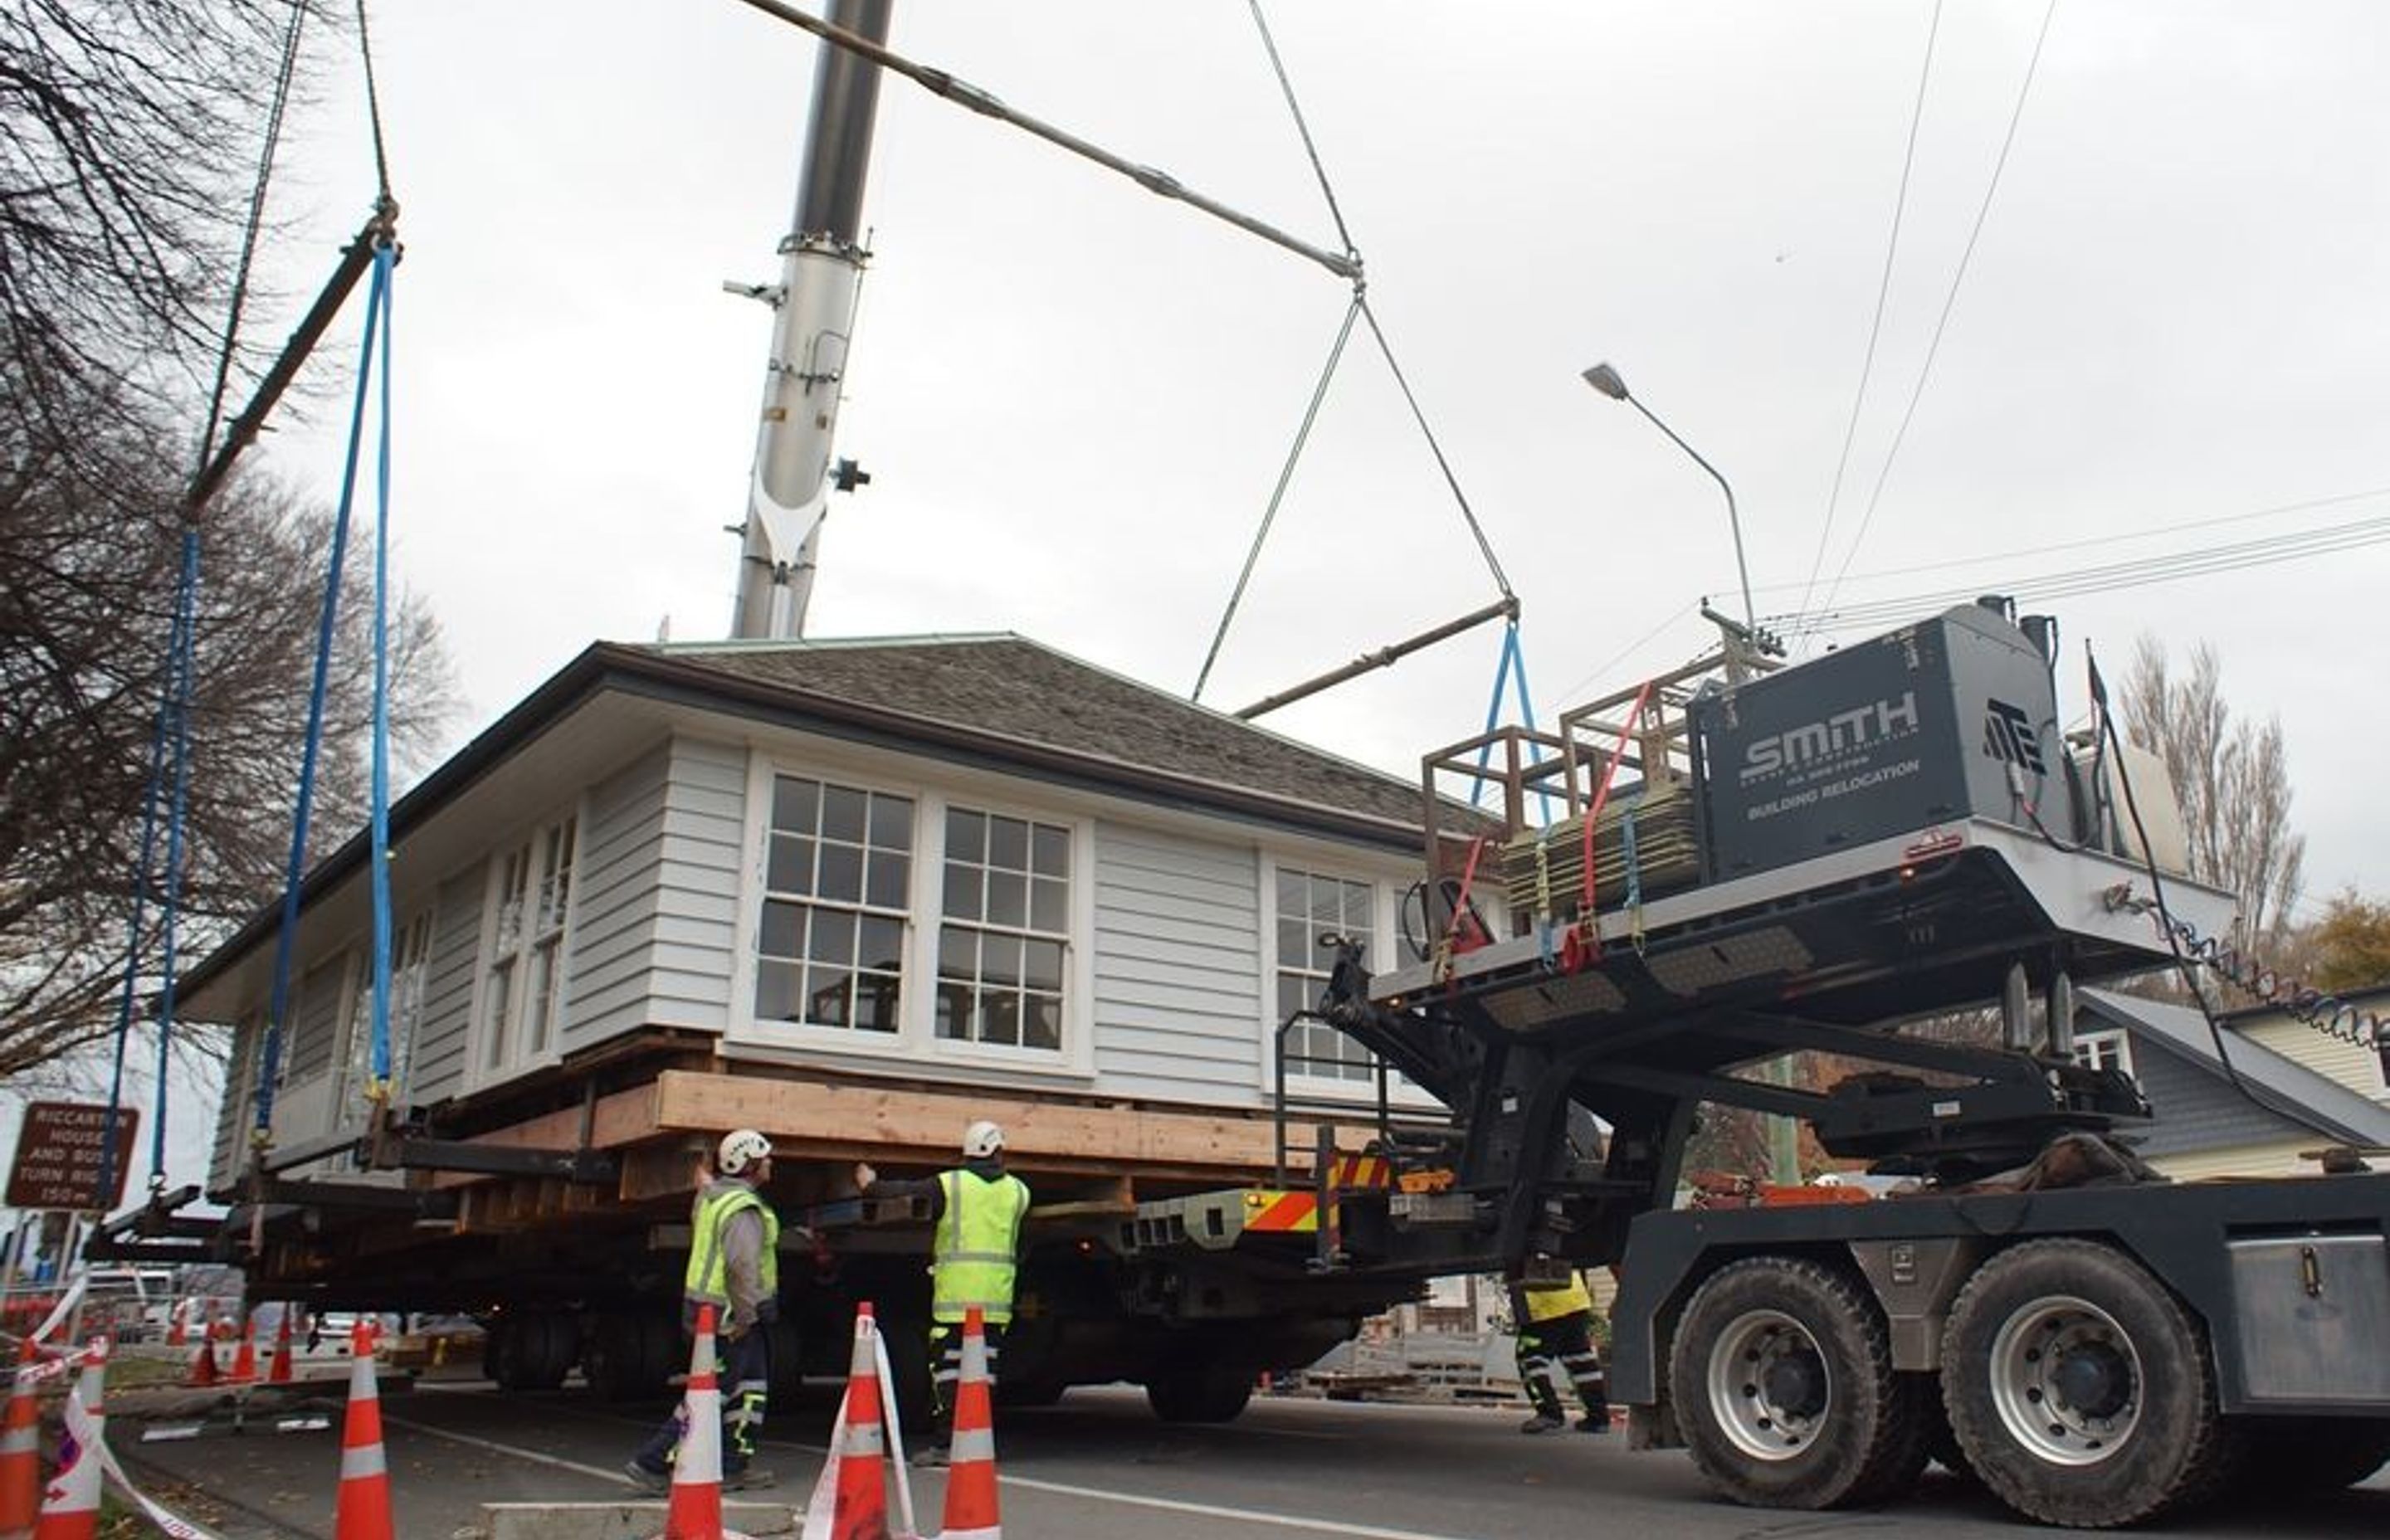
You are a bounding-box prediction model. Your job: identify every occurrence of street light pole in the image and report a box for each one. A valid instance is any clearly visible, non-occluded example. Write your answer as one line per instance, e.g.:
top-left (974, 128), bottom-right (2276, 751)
top-left (1580, 363), bottom-right (1757, 635)
top-left (1580, 361), bottom-right (1797, 1187)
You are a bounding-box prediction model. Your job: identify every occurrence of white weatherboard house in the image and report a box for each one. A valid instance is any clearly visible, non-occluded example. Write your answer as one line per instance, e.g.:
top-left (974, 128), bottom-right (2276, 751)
top-left (184, 635), bottom-right (1475, 1193)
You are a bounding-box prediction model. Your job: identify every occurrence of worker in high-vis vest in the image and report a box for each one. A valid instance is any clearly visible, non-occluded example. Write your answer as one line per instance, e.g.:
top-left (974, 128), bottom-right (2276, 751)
top-left (1511, 1269), bottom-right (1611, 1434)
top-left (855, 1118), bottom-right (1032, 1466)
top-left (627, 1128), bottom-right (782, 1493)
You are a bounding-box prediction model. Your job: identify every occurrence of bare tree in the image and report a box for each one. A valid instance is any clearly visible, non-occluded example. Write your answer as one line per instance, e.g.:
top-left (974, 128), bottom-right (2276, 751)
top-left (0, 368), bottom-right (458, 1082)
top-left (2119, 638), bottom-right (2305, 943)
top-left (1, 2), bottom-right (326, 403)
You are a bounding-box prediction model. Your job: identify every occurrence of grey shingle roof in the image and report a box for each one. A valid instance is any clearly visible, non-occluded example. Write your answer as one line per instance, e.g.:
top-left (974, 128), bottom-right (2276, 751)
top-left (648, 633), bottom-right (1465, 832)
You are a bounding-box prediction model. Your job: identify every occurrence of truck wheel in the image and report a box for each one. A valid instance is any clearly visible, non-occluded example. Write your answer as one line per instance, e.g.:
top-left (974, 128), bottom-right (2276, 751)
top-left (2237, 1416), bottom-right (2390, 1491)
top-left (1146, 1365), bottom-right (1255, 1424)
top-left (765, 1318), bottom-right (804, 1406)
top-left (1667, 1256), bottom-right (1925, 1509)
top-left (490, 1309), bottom-right (578, 1391)
top-left (585, 1311), bottom-right (674, 1401)
top-left (1941, 1238), bottom-right (2228, 1528)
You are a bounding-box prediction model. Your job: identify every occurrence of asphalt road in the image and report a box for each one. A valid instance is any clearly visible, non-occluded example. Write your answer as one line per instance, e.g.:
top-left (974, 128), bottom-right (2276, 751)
top-left (105, 1377), bottom-right (2389, 1540)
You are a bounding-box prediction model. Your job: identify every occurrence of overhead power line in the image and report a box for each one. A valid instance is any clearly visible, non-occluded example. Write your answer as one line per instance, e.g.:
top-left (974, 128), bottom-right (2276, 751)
top-left (1772, 508), bottom-right (2390, 634)
top-left (1807, 0), bottom-right (2064, 646)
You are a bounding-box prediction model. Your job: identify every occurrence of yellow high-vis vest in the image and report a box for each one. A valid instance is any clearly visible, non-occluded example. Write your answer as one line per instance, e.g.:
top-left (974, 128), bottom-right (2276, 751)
top-left (685, 1178), bottom-right (779, 1319)
top-left (933, 1167), bottom-right (1032, 1325)
top-left (1523, 1272), bottom-right (1593, 1323)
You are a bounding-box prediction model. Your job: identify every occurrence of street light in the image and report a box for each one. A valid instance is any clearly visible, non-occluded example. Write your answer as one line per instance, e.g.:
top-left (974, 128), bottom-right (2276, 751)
top-left (1580, 362), bottom-right (1757, 634)
top-left (1582, 361), bottom-right (1795, 1186)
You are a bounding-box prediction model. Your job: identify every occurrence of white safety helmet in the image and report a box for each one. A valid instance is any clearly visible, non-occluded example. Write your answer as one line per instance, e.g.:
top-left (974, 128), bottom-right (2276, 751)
top-left (962, 1120), bottom-right (1006, 1160)
top-left (718, 1128), bottom-right (773, 1177)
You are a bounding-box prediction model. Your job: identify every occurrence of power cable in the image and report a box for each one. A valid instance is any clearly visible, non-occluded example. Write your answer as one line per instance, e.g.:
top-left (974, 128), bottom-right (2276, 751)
top-left (1807, 0), bottom-right (2063, 646)
top-left (1790, 0), bottom-right (1944, 633)
top-left (1773, 509), bottom-right (2390, 634)
top-left (1753, 483), bottom-right (2390, 597)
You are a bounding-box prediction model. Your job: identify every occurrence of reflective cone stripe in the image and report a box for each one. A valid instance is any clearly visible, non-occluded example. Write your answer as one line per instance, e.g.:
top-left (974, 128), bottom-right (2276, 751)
top-left (664, 1305), bottom-right (724, 1540)
top-left (939, 1306), bottom-right (1000, 1540)
top-left (269, 1309), bottom-right (294, 1385)
top-left (332, 1321), bottom-right (394, 1540)
top-left (832, 1304), bottom-right (891, 1540)
top-left (227, 1313), bottom-right (256, 1384)
top-left (0, 1338), bottom-right (42, 1540)
top-left (33, 1347), bottom-right (105, 1540)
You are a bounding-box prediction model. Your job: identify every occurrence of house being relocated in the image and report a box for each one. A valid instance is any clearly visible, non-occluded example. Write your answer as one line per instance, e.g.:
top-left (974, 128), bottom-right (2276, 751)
top-left (184, 634), bottom-right (1476, 1203)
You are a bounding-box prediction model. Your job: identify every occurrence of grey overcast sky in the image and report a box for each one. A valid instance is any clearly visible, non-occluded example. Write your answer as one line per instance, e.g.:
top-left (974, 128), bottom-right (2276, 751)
top-left (254, 0), bottom-right (2387, 914)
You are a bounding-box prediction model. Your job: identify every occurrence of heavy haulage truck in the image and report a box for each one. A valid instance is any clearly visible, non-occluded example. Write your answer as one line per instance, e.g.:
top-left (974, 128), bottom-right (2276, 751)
top-left (1125, 595), bottom-right (2390, 1528)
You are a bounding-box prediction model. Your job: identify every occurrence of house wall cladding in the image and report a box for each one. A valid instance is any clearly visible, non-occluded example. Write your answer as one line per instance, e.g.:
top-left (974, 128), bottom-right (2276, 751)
top-left (207, 1021), bottom-right (262, 1192)
top-left (1089, 821), bottom-right (1265, 1107)
top-left (408, 859), bottom-right (490, 1105)
top-left (561, 742), bottom-right (674, 1048)
top-left (286, 953), bottom-right (346, 1084)
top-left (637, 735), bottom-right (747, 1032)
top-left (2131, 1038), bottom-right (2309, 1157)
top-left (2239, 1017), bottom-right (2386, 1103)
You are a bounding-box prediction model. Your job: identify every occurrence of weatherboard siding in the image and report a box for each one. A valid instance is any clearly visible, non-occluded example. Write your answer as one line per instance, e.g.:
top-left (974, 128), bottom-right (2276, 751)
top-left (2129, 1037), bottom-right (2311, 1157)
top-left (408, 860), bottom-right (489, 1104)
top-left (207, 1022), bottom-right (263, 1192)
top-left (562, 743), bottom-right (673, 1047)
top-left (2238, 1016), bottom-right (2387, 1104)
top-left (641, 735), bottom-right (748, 1031)
top-left (286, 953), bottom-right (346, 1086)
top-left (1089, 821), bottom-right (1264, 1106)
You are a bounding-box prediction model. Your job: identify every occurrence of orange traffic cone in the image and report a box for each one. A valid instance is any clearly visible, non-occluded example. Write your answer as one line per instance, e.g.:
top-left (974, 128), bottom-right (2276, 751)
top-left (164, 1298), bottom-right (188, 1350)
top-left (227, 1310), bottom-right (257, 1384)
top-left (939, 1306), bottom-right (1001, 1540)
top-left (269, 1307), bottom-right (295, 1385)
top-left (663, 1304), bottom-right (726, 1540)
top-left (182, 1324), bottom-right (219, 1390)
top-left (32, 1344), bottom-right (104, 1540)
top-left (812, 1302), bottom-right (893, 1540)
top-left (332, 1320), bottom-right (394, 1540)
top-left (0, 1338), bottom-right (41, 1540)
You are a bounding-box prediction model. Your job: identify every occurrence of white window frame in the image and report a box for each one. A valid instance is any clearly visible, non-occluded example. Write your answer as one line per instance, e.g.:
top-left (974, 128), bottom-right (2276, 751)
top-left (2072, 1027), bottom-right (2135, 1079)
top-left (471, 809), bottom-right (579, 1087)
top-left (1258, 853), bottom-right (1440, 1109)
top-left (730, 752), bottom-right (1095, 1077)
top-left (750, 770), bottom-right (919, 1040)
top-left (335, 909), bottom-right (436, 1120)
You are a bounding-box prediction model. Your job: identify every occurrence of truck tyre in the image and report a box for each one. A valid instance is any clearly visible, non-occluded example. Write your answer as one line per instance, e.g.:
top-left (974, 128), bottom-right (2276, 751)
top-left (765, 1318), bottom-right (805, 1406)
top-left (584, 1311), bottom-right (675, 1401)
top-left (1667, 1256), bottom-right (1925, 1510)
top-left (1146, 1364), bottom-right (1255, 1424)
top-left (489, 1309), bottom-right (578, 1391)
top-left (2236, 1416), bottom-right (2390, 1492)
top-left (1941, 1238), bottom-right (2228, 1528)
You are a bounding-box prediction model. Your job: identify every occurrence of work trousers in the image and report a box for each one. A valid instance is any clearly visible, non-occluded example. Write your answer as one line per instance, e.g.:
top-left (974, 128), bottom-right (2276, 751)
top-left (1516, 1309), bottom-right (1607, 1422)
top-left (634, 1324), bottom-right (771, 1474)
top-left (925, 1318), bottom-right (1007, 1450)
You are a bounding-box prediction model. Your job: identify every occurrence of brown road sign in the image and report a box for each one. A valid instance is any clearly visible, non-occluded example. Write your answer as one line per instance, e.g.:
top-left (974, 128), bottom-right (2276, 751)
top-left (6, 1102), bottom-right (139, 1211)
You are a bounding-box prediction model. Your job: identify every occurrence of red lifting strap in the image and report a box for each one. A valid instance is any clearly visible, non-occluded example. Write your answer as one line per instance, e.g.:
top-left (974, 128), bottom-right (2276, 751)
top-left (1573, 679), bottom-right (1656, 970)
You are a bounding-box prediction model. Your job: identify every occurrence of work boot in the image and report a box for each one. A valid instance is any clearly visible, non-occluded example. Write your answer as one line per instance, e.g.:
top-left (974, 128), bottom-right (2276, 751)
top-left (1576, 1407), bottom-right (1612, 1434)
top-left (1519, 1411), bottom-right (1566, 1435)
top-left (723, 1467), bottom-right (777, 1491)
top-left (623, 1459), bottom-right (669, 1494)
top-left (910, 1445), bottom-right (951, 1468)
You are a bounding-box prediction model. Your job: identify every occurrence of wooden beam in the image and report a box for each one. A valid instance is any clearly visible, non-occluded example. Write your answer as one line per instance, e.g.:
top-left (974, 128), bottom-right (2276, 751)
top-left (650, 1070), bottom-right (1305, 1177)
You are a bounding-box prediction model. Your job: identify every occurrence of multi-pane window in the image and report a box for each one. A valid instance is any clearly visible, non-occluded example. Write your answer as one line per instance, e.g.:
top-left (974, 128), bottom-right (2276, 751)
top-left (937, 807), bottom-right (1069, 1050)
top-left (756, 776), bottom-right (913, 1033)
top-left (1276, 869), bottom-right (1377, 1082)
top-left (524, 817), bottom-right (576, 1058)
top-left (483, 816), bottom-right (576, 1075)
top-left (2071, 1029), bottom-right (2134, 1079)
top-left (482, 845), bottom-right (531, 1072)
top-left (339, 912), bottom-right (435, 1113)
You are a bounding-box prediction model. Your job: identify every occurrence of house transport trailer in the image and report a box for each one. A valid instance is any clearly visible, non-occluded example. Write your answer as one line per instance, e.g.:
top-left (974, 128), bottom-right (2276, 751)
top-left (1117, 597), bottom-right (2390, 1527)
top-left (92, 631), bottom-right (1453, 1416)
